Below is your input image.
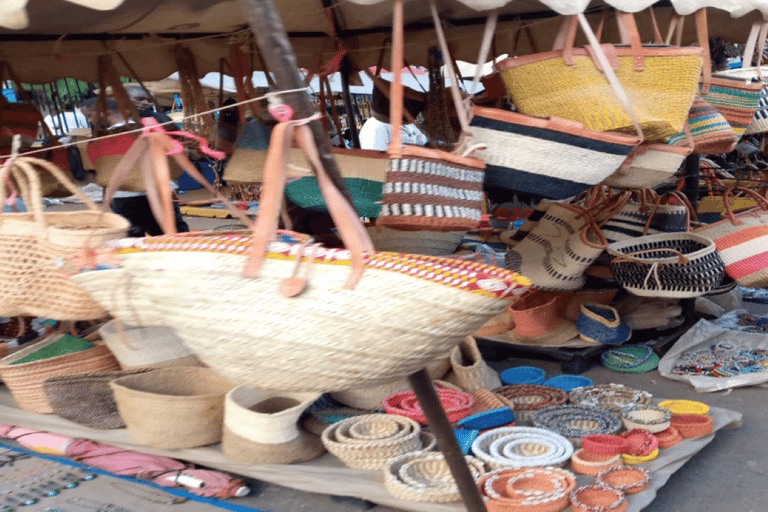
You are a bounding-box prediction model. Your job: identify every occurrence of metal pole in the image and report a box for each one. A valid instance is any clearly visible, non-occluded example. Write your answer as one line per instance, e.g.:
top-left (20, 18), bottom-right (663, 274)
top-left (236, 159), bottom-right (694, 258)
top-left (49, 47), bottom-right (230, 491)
top-left (239, 0), bottom-right (357, 212)
top-left (408, 369), bottom-right (488, 512)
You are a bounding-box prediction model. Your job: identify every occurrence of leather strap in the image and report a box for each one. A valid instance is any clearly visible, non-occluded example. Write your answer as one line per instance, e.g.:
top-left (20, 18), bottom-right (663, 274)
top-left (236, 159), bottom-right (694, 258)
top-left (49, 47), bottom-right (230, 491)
top-left (389, 0), bottom-right (405, 155)
top-left (469, 10), bottom-right (499, 97)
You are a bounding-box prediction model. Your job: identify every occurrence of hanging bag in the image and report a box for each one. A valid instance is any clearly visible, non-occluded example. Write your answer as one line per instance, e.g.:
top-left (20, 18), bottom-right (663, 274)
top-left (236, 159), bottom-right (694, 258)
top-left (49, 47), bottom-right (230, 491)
top-left (376, 0), bottom-right (486, 232)
top-left (693, 187), bottom-right (768, 287)
top-left (496, 11), bottom-right (703, 140)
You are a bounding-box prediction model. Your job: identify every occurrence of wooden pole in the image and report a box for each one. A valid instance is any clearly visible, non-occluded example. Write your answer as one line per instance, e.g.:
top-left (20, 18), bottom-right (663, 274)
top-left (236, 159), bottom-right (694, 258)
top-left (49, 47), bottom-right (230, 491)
top-left (239, 0), bottom-right (357, 212)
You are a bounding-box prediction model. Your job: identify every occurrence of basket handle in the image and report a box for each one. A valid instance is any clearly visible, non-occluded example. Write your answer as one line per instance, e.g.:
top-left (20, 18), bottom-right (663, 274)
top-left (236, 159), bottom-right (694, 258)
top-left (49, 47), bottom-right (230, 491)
top-left (242, 118), bottom-right (372, 290)
top-left (611, 248), bottom-right (690, 266)
top-left (721, 186), bottom-right (768, 225)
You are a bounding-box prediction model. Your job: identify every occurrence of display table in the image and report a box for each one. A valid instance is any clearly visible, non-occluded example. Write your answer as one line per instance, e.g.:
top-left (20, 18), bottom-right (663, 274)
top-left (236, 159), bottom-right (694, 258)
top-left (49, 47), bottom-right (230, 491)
top-left (0, 388), bottom-right (741, 512)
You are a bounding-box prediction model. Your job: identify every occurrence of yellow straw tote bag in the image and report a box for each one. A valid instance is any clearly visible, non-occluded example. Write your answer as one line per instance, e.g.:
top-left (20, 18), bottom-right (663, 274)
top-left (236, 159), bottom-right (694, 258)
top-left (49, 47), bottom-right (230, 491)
top-left (496, 12), bottom-right (702, 141)
top-left (76, 121), bottom-right (531, 392)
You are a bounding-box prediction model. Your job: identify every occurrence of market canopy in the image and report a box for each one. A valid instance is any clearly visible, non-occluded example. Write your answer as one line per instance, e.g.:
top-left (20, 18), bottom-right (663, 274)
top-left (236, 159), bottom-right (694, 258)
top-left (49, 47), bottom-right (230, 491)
top-left (1, 0), bottom-right (767, 84)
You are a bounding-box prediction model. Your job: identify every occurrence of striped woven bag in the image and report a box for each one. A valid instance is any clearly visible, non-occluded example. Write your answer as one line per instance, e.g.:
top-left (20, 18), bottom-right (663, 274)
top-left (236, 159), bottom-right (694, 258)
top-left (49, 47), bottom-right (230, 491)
top-left (666, 96), bottom-right (737, 154)
top-left (377, 0), bottom-right (485, 232)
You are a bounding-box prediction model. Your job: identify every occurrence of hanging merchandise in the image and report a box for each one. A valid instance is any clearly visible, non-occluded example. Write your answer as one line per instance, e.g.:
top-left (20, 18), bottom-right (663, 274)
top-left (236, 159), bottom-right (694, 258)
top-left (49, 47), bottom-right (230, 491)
top-left (71, 115), bottom-right (530, 392)
top-left (505, 200), bottom-right (609, 291)
top-left (692, 187), bottom-right (768, 288)
top-left (496, 12), bottom-right (703, 140)
top-left (173, 45), bottom-right (215, 139)
top-left (666, 96), bottom-right (738, 154)
top-left (607, 232), bottom-right (725, 298)
top-left (377, 0), bottom-right (486, 232)
top-left (695, 10), bottom-right (768, 137)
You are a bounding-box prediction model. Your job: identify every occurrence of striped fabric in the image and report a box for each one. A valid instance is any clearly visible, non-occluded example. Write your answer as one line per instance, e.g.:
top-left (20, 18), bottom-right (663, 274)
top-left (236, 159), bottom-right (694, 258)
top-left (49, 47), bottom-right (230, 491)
top-left (701, 75), bottom-right (766, 136)
top-left (601, 203), bottom-right (688, 244)
top-left (0, 102), bottom-right (43, 139)
top-left (745, 87), bottom-right (768, 135)
top-left (469, 110), bottom-right (637, 200)
top-left (666, 97), bottom-right (737, 154)
top-left (378, 157), bottom-right (485, 232)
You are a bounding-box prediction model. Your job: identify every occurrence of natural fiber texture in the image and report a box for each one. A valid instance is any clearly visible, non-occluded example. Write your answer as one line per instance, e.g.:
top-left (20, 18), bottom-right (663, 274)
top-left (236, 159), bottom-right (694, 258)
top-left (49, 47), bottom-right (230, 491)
top-left (365, 226), bottom-right (466, 256)
top-left (599, 200), bottom-right (689, 245)
top-left (655, 426), bottom-right (684, 448)
top-left (468, 388), bottom-right (515, 416)
top-left (563, 288), bottom-right (618, 323)
top-left (607, 232), bottom-right (725, 298)
top-left (321, 414), bottom-right (427, 470)
top-left (601, 141), bottom-right (689, 189)
top-left (568, 384), bottom-right (652, 414)
top-left (442, 336), bottom-right (501, 393)
top-left (702, 74), bottom-right (766, 136)
top-left (476, 466), bottom-right (577, 512)
top-left (98, 320), bottom-right (203, 370)
top-left (506, 291), bottom-right (578, 347)
top-left (666, 96), bottom-right (737, 154)
top-left (601, 345), bottom-right (660, 373)
top-left (382, 388), bottom-right (473, 424)
top-left (581, 434), bottom-right (629, 456)
top-left (576, 303), bottom-right (631, 345)
top-left (302, 407), bottom-right (376, 436)
top-left (570, 448), bottom-right (623, 476)
top-left (497, 14), bottom-right (702, 140)
top-left (657, 399), bottom-right (710, 415)
top-left (43, 369), bottom-right (149, 429)
top-left (455, 407), bottom-right (516, 431)
top-left (693, 188), bottom-right (768, 288)
top-left (110, 367), bottom-right (236, 450)
top-left (531, 405), bottom-right (623, 446)
top-left (621, 448), bottom-right (659, 465)
top-left (469, 106), bottom-right (638, 200)
top-left (108, 235), bottom-right (529, 392)
top-left (619, 429), bottom-right (660, 457)
top-left (0, 334), bottom-right (120, 413)
top-left (596, 466), bottom-right (651, 495)
top-left (383, 450), bottom-right (485, 503)
top-left (669, 413), bottom-right (714, 438)
top-left (569, 484), bottom-right (628, 512)
top-left (331, 359), bottom-right (450, 410)
top-left (506, 202), bottom-right (608, 291)
top-left (541, 375), bottom-right (594, 393)
top-left (745, 86), bottom-right (768, 134)
top-left (222, 386), bottom-right (324, 464)
top-left (493, 385), bottom-right (568, 424)
top-left (0, 156), bottom-right (130, 320)
top-left (471, 426), bottom-right (574, 470)
top-left (500, 366), bottom-right (547, 386)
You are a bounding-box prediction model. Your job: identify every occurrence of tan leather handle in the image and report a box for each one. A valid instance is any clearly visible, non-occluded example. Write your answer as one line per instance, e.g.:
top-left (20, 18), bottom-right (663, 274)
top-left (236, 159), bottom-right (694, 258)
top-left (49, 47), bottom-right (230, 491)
top-left (389, 0), bottom-right (405, 154)
top-left (722, 186), bottom-right (768, 225)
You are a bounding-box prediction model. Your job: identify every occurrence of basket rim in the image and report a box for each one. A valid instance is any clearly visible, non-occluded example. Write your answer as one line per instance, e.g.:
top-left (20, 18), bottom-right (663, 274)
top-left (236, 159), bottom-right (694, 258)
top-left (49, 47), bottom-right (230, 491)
top-left (0, 335), bottom-right (110, 370)
top-left (606, 232), bottom-right (717, 263)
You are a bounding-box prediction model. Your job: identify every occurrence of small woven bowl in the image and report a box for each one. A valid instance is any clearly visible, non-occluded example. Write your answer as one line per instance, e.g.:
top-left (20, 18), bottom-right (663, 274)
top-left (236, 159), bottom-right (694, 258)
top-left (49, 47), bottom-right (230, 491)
top-left (597, 466), bottom-right (652, 494)
top-left (570, 448), bottom-right (623, 476)
top-left (655, 426), bottom-right (684, 448)
top-left (542, 375), bottom-right (595, 392)
top-left (569, 484), bottom-right (628, 512)
top-left (384, 451), bottom-right (485, 503)
top-left (582, 434), bottom-right (629, 456)
top-left (621, 405), bottom-right (672, 433)
top-left (657, 399), bottom-right (710, 415)
top-left (477, 466), bottom-right (576, 511)
top-left (620, 429), bottom-right (659, 457)
top-left (493, 385), bottom-right (569, 425)
top-left (500, 366), bottom-right (547, 386)
top-left (669, 413), bottom-right (714, 438)
top-left (621, 448), bottom-right (659, 465)
top-left (568, 384), bottom-right (652, 415)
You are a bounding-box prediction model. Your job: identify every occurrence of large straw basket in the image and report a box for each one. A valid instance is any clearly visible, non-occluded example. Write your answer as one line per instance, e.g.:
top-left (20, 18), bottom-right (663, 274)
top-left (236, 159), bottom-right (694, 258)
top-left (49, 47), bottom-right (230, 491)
top-left (98, 320), bottom-right (203, 370)
top-left (110, 367), bottom-right (236, 449)
top-left (0, 156), bottom-right (129, 320)
top-left (0, 334), bottom-right (120, 413)
top-left (365, 226), bottom-right (466, 256)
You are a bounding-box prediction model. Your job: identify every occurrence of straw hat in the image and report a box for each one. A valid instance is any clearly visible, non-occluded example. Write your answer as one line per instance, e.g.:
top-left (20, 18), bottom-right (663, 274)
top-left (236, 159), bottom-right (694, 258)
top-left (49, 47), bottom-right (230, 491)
top-left (222, 386), bottom-right (325, 464)
top-left (506, 291), bottom-right (579, 346)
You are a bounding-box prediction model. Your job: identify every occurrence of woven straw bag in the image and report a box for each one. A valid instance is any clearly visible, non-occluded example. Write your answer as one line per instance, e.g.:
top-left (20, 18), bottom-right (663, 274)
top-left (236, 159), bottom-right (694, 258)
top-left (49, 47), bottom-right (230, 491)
top-left (496, 12), bottom-right (702, 140)
top-left (43, 370), bottom-right (149, 429)
top-left (0, 157), bottom-right (129, 320)
top-left (110, 367), bottom-right (236, 449)
top-left (601, 140), bottom-right (690, 189)
top-left (693, 187), bottom-right (768, 287)
top-left (98, 320), bottom-right (204, 370)
top-left (365, 226), bottom-right (466, 256)
top-left (442, 336), bottom-right (501, 393)
top-left (594, 189), bottom-right (692, 244)
top-left (607, 232), bottom-right (725, 298)
top-left (0, 333), bottom-right (120, 413)
top-left (377, 0), bottom-right (485, 232)
top-left (84, 121), bottom-right (529, 392)
top-left (665, 97), bottom-right (737, 155)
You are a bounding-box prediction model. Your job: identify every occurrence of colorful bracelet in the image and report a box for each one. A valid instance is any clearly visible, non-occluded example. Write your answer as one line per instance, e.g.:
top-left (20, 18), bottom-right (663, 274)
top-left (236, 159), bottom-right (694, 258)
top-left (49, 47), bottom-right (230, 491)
top-left (655, 426), bottom-right (684, 448)
top-left (569, 484), bottom-right (628, 512)
top-left (620, 429), bottom-right (659, 457)
top-left (620, 404), bottom-right (672, 433)
top-left (582, 434), bottom-right (630, 456)
top-left (669, 413), bottom-right (714, 438)
top-left (596, 466), bottom-right (652, 495)
top-left (657, 399), bottom-right (710, 416)
top-left (621, 448), bottom-right (659, 465)
top-left (570, 448), bottom-right (623, 476)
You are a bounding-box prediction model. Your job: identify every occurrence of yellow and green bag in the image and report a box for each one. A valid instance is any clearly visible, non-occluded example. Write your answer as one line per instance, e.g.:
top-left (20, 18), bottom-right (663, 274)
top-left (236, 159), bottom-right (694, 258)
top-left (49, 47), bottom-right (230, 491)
top-left (496, 12), bottom-right (702, 141)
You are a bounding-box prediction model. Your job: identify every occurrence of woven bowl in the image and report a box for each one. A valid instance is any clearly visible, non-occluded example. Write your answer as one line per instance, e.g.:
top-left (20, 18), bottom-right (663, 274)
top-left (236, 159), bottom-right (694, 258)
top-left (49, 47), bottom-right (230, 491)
top-left (570, 448), bottom-right (623, 476)
top-left (493, 385), bottom-right (568, 425)
top-left (569, 484), bottom-right (628, 512)
top-left (302, 407), bottom-right (374, 436)
top-left (532, 405), bottom-right (623, 446)
top-left (568, 384), bottom-right (652, 414)
top-left (468, 388), bottom-right (515, 415)
top-left (477, 467), bottom-right (576, 511)
top-left (500, 366), bottom-right (547, 386)
top-left (621, 448), bottom-right (660, 465)
top-left (384, 451), bottom-right (484, 503)
top-left (657, 399), bottom-right (710, 415)
top-left (542, 375), bottom-right (594, 392)
top-left (670, 413), bottom-right (714, 438)
top-left (597, 466), bottom-right (652, 494)
top-left (620, 429), bottom-right (659, 457)
top-left (621, 405), bottom-right (672, 433)
top-left (473, 426), bottom-right (574, 470)
top-left (655, 426), bottom-right (684, 448)
top-left (582, 434), bottom-right (630, 455)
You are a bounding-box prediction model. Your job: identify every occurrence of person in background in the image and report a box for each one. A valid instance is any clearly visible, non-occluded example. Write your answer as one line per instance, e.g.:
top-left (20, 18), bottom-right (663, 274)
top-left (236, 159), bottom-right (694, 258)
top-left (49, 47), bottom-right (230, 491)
top-left (80, 96), bottom-right (190, 237)
top-left (358, 80), bottom-right (428, 151)
top-left (43, 101), bottom-right (89, 136)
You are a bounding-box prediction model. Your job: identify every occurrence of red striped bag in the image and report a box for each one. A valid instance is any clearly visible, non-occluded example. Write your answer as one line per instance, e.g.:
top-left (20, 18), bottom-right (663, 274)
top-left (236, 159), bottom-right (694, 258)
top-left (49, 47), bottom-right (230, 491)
top-left (693, 188), bottom-right (768, 288)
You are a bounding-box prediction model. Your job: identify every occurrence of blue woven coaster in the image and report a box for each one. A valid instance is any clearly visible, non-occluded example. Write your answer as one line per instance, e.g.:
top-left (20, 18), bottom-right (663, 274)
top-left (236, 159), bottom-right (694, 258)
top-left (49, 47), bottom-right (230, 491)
top-left (542, 375), bottom-right (594, 392)
top-left (452, 429), bottom-right (480, 455)
top-left (455, 408), bottom-right (516, 431)
top-left (500, 366), bottom-right (546, 385)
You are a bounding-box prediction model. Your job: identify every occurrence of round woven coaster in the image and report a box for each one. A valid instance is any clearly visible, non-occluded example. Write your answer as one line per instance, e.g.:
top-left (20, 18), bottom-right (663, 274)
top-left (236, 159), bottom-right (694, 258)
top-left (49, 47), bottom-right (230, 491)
top-left (601, 345), bottom-right (659, 373)
top-left (568, 384), bottom-right (652, 414)
top-left (500, 366), bottom-right (547, 385)
top-left (476, 466), bottom-right (576, 512)
top-left (493, 384), bottom-right (568, 424)
top-left (670, 413), bottom-right (714, 438)
top-left (657, 399), bottom-right (710, 415)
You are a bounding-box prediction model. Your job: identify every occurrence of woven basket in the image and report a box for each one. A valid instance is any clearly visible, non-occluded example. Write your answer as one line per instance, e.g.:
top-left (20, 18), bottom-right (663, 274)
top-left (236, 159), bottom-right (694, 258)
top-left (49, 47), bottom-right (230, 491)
top-left (0, 157), bottom-right (130, 320)
top-left (110, 367), bottom-right (236, 449)
top-left (471, 426), bottom-right (574, 470)
top-left (596, 465), bottom-right (651, 494)
top-left (383, 451), bottom-right (485, 503)
top-left (442, 336), bottom-right (501, 393)
top-left (492, 385), bottom-right (568, 424)
top-left (568, 384), bottom-right (652, 414)
top-left (0, 334), bottom-right (120, 413)
top-left (477, 467), bottom-right (576, 511)
top-left (569, 484), bottom-right (628, 512)
top-left (607, 232), bottom-right (725, 298)
top-left (98, 320), bottom-right (203, 370)
top-left (43, 370), bottom-right (149, 429)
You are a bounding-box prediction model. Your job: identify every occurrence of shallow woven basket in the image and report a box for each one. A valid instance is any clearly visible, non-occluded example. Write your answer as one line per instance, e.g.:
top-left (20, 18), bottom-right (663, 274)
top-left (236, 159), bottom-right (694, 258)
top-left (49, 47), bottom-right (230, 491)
top-left (98, 320), bottom-right (204, 370)
top-left (569, 484), bottom-right (628, 512)
top-left (0, 334), bottom-right (120, 413)
top-left (43, 370), bottom-right (149, 429)
top-left (383, 451), bottom-right (485, 503)
top-left (596, 466), bottom-right (651, 494)
top-left (110, 367), bottom-right (236, 449)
